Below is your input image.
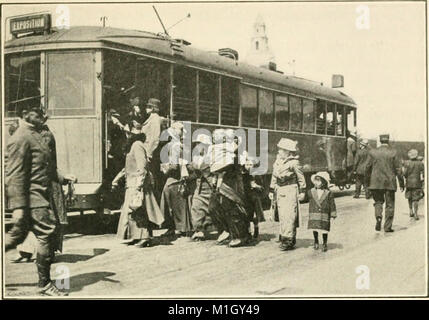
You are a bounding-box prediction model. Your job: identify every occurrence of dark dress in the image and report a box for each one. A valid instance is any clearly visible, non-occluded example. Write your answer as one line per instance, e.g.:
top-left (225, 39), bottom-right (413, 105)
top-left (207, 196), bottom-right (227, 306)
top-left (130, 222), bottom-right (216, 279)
top-left (208, 164), bottom-right (250, 241)
top-left (160, 140), bottom-right (194, 233)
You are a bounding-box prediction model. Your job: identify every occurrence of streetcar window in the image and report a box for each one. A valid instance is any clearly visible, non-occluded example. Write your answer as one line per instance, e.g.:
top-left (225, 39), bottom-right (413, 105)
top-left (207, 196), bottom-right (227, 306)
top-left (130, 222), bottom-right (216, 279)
top-left (259, 89), bottom-right (274, 130)
top-left (47, 51), bottom-right (95, 116)
top-left (5, 53), bottom-right (41, 118)
top-left (346, 107), bottom-right (357, 135)
top-left (199, 71), bottom-right (219, 124)
top-left (316, 100), bottom-right (326, 135)
top-left (275, 93), bottom-right (289, 131)
top-left (326, 102), bottom-right (335, 136)
top-left (303, 99), bottom-right (315, 133)
top-left (336, 105), bottom-right (344, 136)
top-left (240, 85), bottom-right (258, 128)
top-left (173, 65), bottom-right (196, 122)
top-left (289, 95), bottom-right (303, 132)
top-left (221, 77), bottom-right (239, 126)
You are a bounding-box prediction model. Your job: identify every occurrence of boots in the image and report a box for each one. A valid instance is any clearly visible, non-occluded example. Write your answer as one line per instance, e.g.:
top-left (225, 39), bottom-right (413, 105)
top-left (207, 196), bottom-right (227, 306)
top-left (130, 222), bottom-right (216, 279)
top-left (375, 217), bottom-right (382, 231)
top-left (279, 237), bottom-right (295, 251)
top-left (413, 202), bottom-right (419, 220)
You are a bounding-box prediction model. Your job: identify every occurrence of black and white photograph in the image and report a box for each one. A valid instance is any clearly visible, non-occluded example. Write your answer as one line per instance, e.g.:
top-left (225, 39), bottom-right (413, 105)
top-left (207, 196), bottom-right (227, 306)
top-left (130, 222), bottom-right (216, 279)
top-left (1, 0), bottom-right (427, 300)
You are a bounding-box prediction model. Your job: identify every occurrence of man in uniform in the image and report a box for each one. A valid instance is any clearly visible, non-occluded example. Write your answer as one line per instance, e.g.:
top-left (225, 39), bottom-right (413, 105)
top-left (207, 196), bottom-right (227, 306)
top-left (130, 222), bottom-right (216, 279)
top-left (367, 134), bottom-right (404, 232)
top-left (5, 105), bottom-right (76, 296)
top-left (141, 98), bottom-right (164, 200)
top-left (353, 139), bottom-right (371, 199)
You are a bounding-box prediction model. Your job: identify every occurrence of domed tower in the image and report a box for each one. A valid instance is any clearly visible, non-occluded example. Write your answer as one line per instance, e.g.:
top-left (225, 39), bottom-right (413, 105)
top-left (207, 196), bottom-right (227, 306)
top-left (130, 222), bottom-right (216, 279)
top-left (245, 14), bottom-right (276, 68)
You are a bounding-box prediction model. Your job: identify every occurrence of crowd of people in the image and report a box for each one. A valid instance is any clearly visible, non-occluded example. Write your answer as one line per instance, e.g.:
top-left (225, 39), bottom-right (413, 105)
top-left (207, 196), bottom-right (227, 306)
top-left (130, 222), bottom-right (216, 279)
top-left (3, 92), bottom-right (425, 296)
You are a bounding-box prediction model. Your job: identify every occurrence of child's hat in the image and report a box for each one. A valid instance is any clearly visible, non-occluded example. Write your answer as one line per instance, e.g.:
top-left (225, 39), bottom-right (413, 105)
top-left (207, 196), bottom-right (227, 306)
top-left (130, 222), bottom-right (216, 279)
top-left (311, 171), bottom-right (331, 185)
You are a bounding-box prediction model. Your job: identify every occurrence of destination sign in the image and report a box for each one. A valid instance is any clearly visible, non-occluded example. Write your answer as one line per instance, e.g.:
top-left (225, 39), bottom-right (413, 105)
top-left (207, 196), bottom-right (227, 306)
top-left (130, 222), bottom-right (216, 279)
top-left (10, 14), bottom-right (51, 37)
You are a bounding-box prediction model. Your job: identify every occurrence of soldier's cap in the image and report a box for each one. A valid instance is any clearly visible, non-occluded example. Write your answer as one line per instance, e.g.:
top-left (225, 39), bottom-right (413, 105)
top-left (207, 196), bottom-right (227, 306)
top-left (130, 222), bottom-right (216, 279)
top-left (311, 171), bottom-right (331, 185)
top-left (408, 149), bottom-right (418, 160)
top-left (277, 138), bottom-right (297, 152)
top-left (379, 134), bottom-right (390, 143)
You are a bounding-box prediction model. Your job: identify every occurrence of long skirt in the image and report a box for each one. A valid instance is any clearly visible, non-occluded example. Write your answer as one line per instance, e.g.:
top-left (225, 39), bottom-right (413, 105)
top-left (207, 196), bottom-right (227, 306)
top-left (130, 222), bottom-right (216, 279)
top-left (191, 182), bottom-right (213, 232)
top-left (160, 180), bottom-right (193, 233)
top-left (117, 188), bottom-right (151, 240)
top-left (208, 192), bottom-right (250, 240)
top-left (276, 184), bottom-right (300, 241)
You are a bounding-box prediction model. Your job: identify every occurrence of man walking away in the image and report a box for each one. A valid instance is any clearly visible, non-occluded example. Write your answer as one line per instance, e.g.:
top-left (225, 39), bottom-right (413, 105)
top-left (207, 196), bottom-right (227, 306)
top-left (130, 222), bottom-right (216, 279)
top-left (366, 134), bottom-right (404, 232)
top-left (353, 139), bottom-right (371, 199)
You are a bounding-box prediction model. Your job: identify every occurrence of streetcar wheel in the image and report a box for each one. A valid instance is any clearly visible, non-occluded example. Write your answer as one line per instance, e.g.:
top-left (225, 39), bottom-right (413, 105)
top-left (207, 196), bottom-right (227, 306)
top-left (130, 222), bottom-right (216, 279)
top-left (345, 184), bottom-right (351, 189)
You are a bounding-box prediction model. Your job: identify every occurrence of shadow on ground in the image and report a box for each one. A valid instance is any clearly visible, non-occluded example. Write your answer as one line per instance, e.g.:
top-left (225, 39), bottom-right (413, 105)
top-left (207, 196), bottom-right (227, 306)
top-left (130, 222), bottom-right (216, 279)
top-left (54, 248), bottom-right (109, 263)
top-left (6, 271), bottom-right (119, 294)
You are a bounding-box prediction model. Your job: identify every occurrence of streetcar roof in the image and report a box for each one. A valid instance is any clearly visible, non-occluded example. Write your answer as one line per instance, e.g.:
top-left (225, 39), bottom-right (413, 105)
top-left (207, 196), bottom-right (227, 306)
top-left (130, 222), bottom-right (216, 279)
top-left (5, 26), bottom-right (356, 106)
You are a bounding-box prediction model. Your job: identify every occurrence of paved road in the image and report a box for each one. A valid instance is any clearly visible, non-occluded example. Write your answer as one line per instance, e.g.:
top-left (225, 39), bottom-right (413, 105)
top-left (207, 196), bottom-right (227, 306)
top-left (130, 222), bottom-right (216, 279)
top-left (3, 189), bottom-right (427, 297)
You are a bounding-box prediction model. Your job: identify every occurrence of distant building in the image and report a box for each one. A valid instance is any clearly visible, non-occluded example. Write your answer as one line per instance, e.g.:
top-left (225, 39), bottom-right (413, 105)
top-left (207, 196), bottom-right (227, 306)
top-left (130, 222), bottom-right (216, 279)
top-left (245, 14), bottom-right (276, 68)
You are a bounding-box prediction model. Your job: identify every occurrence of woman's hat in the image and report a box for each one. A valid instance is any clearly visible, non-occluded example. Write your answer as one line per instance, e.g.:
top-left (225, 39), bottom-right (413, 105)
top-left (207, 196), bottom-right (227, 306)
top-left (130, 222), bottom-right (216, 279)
top-left (212, 128), bottom-right (226, 143)
top-left (277, 138), bottom-right (297, 152)
top-left (210, 143), bottom-right (236, 172)
top-left (194, 133), bottom-right (212, 145)
top-left (311, 171), bottom-right (331, 185)
top-left (408, 149), bottom-right (418, 159)
top-left (360, 139), bottom-right (369, 146)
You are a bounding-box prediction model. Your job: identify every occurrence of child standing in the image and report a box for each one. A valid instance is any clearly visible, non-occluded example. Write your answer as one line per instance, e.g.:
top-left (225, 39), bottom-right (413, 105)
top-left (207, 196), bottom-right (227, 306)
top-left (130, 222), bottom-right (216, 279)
top-left (307, 172), bottom-right (337, 252)
top-left (403, 149), bottom-right (425, 220)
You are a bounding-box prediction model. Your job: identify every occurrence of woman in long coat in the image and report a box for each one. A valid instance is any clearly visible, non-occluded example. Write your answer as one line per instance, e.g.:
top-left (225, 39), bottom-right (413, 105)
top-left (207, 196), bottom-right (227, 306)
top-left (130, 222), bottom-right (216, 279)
top-left (113, 133), bottom-right (164, 247)
top-left (189, 134), bottom-right (214, 241)
top-left (160, 122), bottom-right (194, 236)
top-left (269, 138), bottom-right (306, 251)
top-left (208, 141), bottom-right (251, 247)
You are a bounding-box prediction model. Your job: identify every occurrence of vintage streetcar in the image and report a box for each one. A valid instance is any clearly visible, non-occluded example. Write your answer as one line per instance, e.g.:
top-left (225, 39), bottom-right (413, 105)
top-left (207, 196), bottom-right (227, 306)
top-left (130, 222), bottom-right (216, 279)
top-left (4, 13), bottom-right (359, 220)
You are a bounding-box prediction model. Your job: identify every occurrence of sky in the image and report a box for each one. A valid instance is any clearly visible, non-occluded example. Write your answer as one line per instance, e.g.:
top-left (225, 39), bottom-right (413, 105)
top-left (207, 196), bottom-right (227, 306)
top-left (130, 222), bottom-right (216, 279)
top-left (2, 1), bottom-right (426, 142)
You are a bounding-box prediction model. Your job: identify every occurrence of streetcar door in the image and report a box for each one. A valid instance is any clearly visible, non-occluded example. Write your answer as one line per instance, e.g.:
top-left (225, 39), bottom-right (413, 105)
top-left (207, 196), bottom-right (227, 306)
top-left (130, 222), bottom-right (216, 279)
top-left (44, 50), bottom-right (103, 195)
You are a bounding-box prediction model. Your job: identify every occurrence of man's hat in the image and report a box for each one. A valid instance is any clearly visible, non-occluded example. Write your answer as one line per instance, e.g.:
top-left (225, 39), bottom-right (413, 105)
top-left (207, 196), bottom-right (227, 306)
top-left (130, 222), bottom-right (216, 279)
top-left (408, 149), bottom-right (418, 160)
top-left (147, 98), bottom-right (160, 111)
top-left (311, 171), bottom-right (331, 185)
top-left (277, 138), bottom-right (297, 152)
top-left (379, 134), bottom-right (390, 143)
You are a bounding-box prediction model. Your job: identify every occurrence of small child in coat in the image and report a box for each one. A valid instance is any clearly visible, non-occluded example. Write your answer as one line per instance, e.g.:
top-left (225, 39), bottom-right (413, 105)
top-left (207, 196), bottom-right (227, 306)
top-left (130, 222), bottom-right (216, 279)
top-left (307, 172), bottom-right (337, 252)
top-left (403, 149), bottom-right (425, 220)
